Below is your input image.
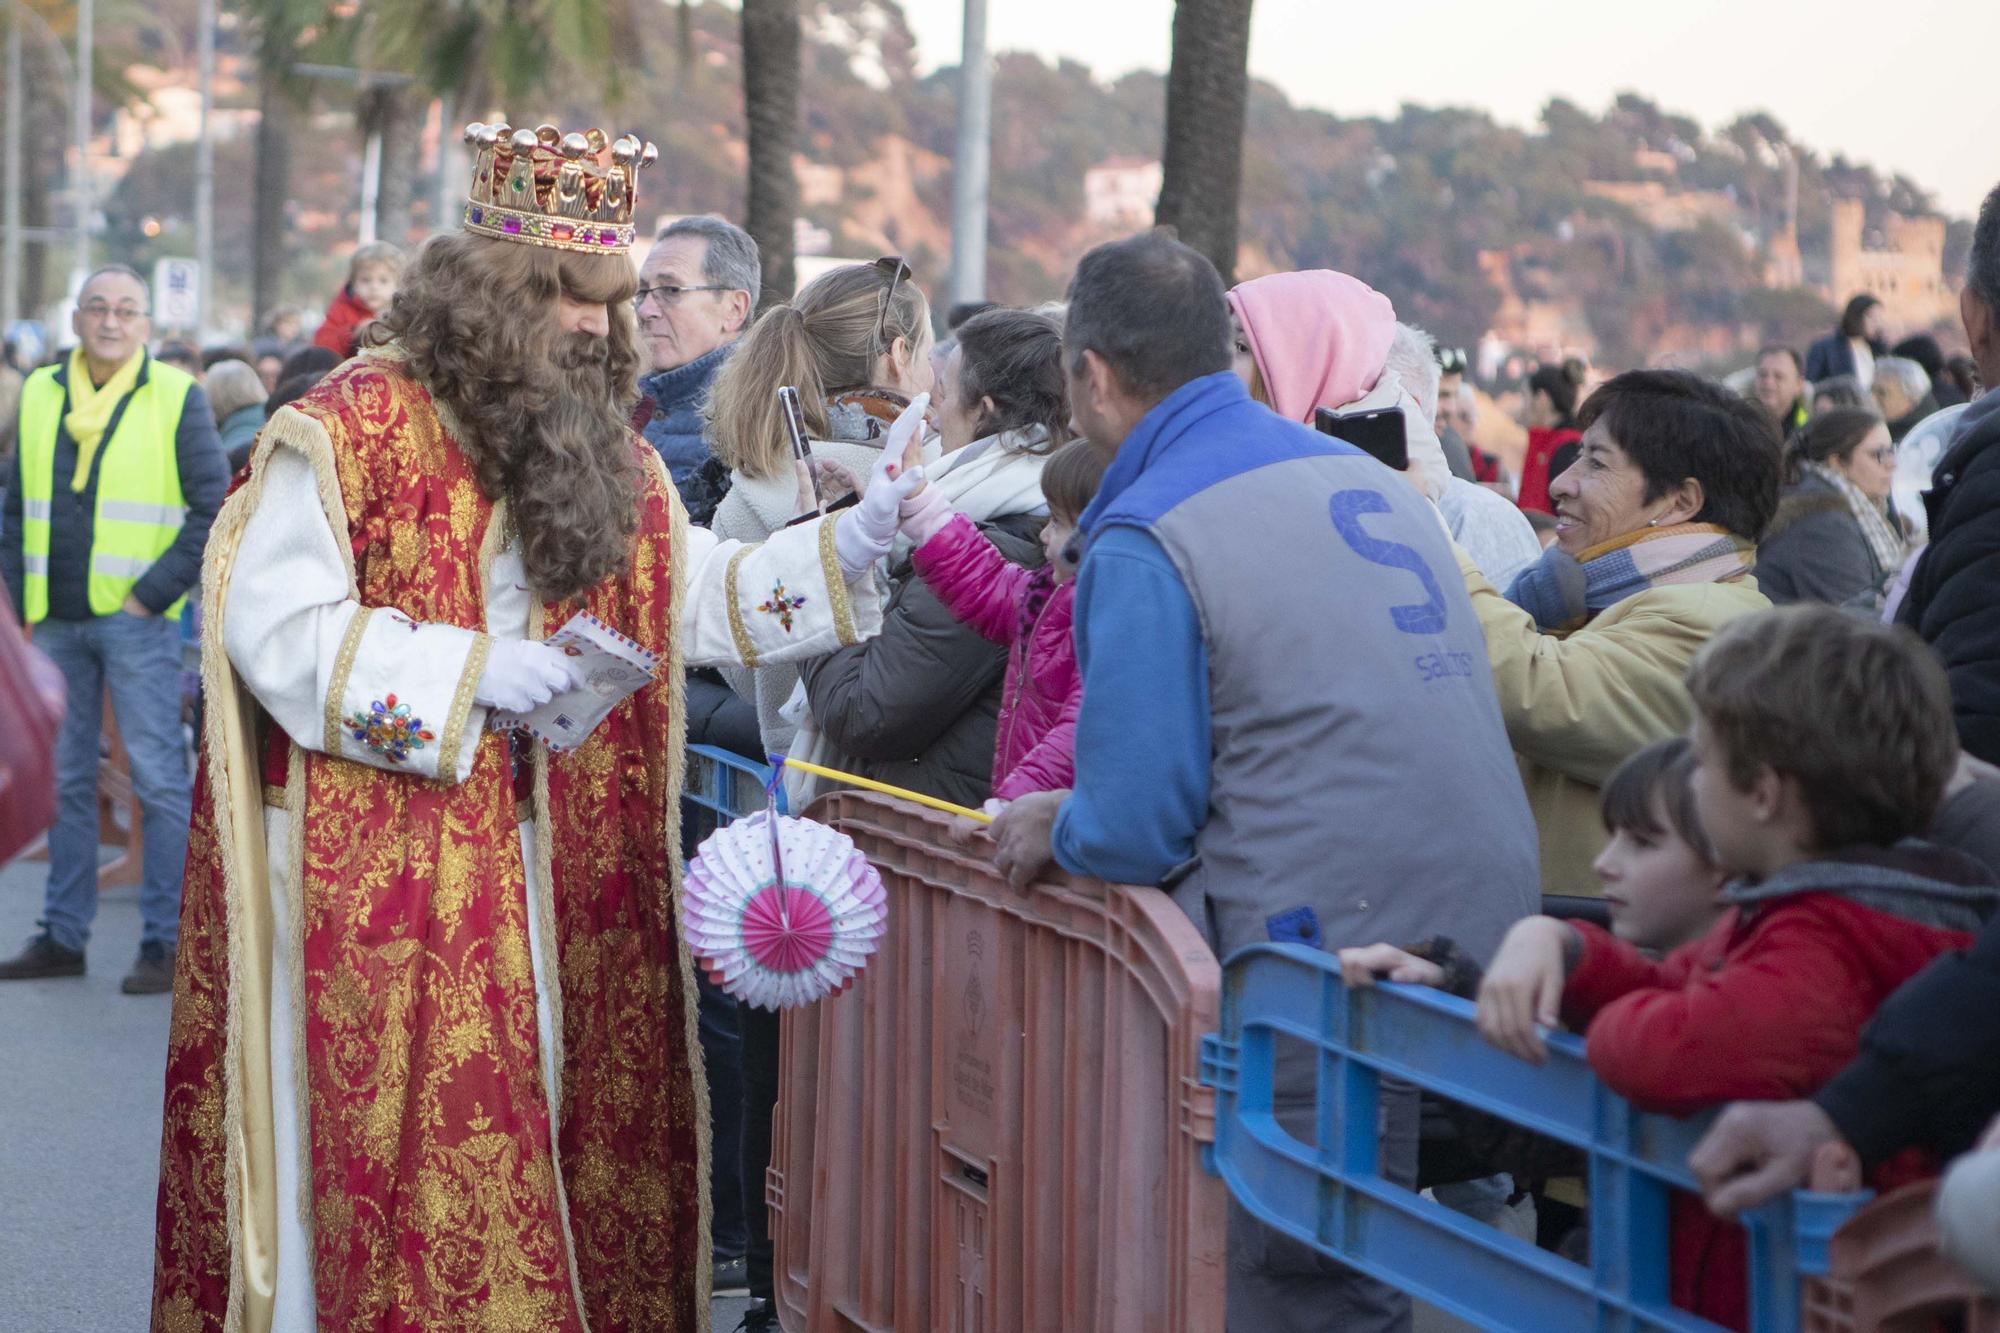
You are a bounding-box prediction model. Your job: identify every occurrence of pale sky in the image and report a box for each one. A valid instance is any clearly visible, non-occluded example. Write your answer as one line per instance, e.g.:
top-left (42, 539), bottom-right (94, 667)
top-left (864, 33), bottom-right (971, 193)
top-left (898, 0), bottom-right (1996, 218)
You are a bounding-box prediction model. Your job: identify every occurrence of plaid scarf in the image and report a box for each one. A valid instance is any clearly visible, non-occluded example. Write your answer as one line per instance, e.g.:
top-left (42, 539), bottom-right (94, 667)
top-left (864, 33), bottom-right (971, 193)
top-left (1503, 522), bottom-right (1756, 634)
top-left (1806, 461), bottom-right (1906, 577)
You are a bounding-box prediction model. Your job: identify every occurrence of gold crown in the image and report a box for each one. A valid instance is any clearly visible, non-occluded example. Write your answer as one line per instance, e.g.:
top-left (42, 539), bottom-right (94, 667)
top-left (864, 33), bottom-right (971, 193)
top-left (461, 120), bottom-right (659, 254)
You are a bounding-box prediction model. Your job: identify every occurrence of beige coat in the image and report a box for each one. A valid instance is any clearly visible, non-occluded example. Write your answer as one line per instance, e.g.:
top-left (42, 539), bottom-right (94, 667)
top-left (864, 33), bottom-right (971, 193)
top-left (1458, 548), bottom-right (1770, 893)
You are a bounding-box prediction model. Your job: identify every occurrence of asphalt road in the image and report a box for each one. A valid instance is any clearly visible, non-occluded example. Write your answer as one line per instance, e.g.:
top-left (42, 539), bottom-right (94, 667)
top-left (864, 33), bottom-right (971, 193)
top-left (0, 847), bottom-right (754, 1331)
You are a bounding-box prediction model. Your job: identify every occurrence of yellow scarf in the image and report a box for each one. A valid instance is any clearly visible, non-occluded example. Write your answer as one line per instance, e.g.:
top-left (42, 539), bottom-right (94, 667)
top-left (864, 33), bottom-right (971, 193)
top-left (64, 346), bottom-right (146, 491)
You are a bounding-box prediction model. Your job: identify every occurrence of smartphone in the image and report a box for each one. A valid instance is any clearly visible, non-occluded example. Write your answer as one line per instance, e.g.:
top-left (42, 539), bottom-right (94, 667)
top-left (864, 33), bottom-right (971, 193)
top-left (1315, 405), bottom-right (1409, 471)
top-left (777, 385), bottom-right (825, 514)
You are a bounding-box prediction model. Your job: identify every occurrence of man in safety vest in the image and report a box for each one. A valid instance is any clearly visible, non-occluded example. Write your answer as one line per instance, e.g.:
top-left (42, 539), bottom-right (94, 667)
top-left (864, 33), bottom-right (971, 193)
top-left (0, 265), bottom-right (227, 993)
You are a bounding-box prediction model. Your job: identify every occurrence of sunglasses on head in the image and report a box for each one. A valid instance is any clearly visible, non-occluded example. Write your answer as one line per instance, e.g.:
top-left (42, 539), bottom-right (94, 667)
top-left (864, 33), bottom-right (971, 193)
top-left (871, 255), bottom-right (912, 366)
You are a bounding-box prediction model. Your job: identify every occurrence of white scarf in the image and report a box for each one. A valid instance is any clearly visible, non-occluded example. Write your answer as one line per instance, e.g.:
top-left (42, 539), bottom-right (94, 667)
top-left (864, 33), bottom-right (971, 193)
top-left (888, 426), bottom-right (1052, 563)
top-left (1809, 461), bottom-right (1906, 575)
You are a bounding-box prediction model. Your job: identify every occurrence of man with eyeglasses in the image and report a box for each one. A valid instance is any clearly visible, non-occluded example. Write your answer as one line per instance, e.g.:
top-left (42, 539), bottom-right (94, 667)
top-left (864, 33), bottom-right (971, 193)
top-left (0, 263), bottom-right (227, 993)
top-left (632, 215), bottom-right (759, 524)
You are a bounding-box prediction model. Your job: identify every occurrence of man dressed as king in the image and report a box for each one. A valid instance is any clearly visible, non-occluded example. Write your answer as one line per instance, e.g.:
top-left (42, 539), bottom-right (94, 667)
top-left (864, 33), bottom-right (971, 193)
top-left (150, 123), bottom-right (922, 1332)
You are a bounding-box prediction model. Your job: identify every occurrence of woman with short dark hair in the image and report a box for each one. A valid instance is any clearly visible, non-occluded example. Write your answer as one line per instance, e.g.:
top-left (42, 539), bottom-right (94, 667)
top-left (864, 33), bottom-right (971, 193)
top-left (1457, 369), bottom-right (1781, 893)
top-left (1758, 407), bottom-right (1906, 606)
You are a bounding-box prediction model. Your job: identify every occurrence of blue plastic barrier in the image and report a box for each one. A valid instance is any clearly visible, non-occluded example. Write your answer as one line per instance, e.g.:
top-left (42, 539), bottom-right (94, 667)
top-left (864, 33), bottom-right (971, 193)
top-left (1200, 942), bottom-right (1868, 1332)
top-left (684, 743), bottom-right (786, 824)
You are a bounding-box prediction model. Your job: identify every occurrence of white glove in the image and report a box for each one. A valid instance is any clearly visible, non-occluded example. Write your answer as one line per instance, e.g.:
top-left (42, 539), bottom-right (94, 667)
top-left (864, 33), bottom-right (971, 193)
top-left (834, 392), bottom-right (929, 579)
top-left (474, 639), bottom-right (582, 714)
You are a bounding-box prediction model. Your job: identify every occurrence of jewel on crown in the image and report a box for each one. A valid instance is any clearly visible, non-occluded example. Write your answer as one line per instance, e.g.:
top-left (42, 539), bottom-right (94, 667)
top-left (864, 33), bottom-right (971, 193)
top-left (460, 119), bottom-right (660, 253)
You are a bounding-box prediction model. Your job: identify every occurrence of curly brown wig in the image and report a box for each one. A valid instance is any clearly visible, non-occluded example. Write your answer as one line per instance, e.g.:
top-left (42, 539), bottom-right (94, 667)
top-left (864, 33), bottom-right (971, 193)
top-left (369, 231), bottom-right (644, 603)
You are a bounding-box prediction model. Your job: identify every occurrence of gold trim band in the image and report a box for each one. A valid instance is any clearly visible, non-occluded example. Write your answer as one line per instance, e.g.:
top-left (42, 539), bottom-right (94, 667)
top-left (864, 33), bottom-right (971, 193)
top-left (323, 605), bottom-right (377, 754)
top-left (819, 515), bottom-right (858, 646)
top-left (434, 631), bottom-right (493, 784)
top-left (723, 545), bottom-right (759, 669)
top-left (461, 200), bottom-right (636, 254)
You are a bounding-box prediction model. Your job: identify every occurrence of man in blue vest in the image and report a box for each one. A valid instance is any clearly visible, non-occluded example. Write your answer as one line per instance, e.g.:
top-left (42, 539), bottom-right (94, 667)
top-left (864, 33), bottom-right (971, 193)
top-left (1, 265), bottom-right (227, 993)
top-left (987, 234), bottom-right (1540, 1332)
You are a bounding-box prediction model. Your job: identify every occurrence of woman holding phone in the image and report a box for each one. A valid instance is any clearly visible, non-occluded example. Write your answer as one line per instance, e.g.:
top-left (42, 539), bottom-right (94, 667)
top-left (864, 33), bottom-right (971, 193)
top-left (705, 256), bottom-right (935, 754)
top-left (1225, 268), bottom-right (1541, 585)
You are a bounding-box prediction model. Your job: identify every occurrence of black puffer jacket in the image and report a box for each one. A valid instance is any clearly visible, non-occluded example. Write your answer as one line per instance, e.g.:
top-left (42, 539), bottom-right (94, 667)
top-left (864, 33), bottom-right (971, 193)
top-left (800, 512), bottom-right (1045, 809)
top-left (1899, 392), bottom-right (2000, 764)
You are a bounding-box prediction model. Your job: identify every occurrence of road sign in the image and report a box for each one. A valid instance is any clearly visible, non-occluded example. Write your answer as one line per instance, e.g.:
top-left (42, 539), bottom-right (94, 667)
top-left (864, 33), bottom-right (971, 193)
top-left (152, 258), bottom-right (200, 330)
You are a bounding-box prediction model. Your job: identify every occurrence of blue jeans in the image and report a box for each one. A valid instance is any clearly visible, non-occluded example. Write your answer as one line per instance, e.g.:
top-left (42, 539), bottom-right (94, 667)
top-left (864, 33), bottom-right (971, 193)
top-left (34, 612), bottom-right (192, 951)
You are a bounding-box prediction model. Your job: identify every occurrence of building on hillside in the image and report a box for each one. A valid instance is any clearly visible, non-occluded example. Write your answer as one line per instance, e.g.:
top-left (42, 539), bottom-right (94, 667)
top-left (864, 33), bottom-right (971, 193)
top-left (1828, 199), bottom-right (1958, 334)
top-left (1084, 159), bottom-right (1162, 233)
top-left (1582, 180), bottom-right (1739, 233)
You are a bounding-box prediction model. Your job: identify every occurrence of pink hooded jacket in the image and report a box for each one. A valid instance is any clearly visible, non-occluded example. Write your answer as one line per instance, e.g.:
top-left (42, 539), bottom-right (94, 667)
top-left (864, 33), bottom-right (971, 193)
top-left (909, 511), bottom-right (1078, 800)
top-left (1226, 270), bottom-right (1395, 423)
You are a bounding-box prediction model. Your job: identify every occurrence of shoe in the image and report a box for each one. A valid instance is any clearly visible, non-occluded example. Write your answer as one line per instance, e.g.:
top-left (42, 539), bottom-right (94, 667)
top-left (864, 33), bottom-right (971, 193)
top-left (734, 1300), bottom-right (777, 1333)
top-left (121, 941), bottom-right (177, 995)
top-left (713, 1254), bottom-right (750, 1298)
top-left (0, 932), bottom-right (85, 980)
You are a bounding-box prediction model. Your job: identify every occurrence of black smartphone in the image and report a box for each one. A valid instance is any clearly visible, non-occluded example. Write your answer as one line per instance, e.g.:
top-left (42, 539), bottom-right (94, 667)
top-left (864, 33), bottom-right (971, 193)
top-left (777, 385), bottom-right (825, 514)
top-left (1314, 405), bottom-right (1409, 471)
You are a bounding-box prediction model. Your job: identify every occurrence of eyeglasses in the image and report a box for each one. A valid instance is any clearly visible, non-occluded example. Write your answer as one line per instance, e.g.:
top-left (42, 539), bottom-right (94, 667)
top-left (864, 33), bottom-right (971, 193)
top-left (79, 302), bottom-right (147, 324)
top-left (1436, 347), bottom-right (1469, 376)
top-left (870, 255), bottom-right (912, 366)
top-left (634, 283), bottom-right (730, 310)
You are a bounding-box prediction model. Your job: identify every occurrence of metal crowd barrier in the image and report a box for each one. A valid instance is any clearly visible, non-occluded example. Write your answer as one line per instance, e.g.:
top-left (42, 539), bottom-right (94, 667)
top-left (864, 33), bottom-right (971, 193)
top-left (1200, 941), bottom-right (1873, 1332)
top-left (683, 743), bottom-right (785, 825)
top-left (679, 767), bottom-right (1979, 1330)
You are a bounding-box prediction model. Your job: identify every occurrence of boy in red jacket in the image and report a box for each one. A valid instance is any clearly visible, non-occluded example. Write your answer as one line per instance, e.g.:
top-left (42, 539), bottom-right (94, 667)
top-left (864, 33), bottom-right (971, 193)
top-left (1476, 603), bottom-right (1995, 1328)
top-left (313, 241), bottom-right (404, 359)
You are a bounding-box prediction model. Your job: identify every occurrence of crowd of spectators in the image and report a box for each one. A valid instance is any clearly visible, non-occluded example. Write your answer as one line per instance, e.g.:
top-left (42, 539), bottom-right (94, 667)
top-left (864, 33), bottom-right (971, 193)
top-left (3, 178), bottom-right (1999, 1329)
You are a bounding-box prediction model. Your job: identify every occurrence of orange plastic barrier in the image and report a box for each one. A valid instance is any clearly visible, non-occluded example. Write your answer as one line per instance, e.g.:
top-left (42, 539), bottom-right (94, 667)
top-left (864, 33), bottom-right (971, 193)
top-left (770, 793), bottom-right (1227, 1333)
top-left (1803, 1179), bottom-right (2000, 1332)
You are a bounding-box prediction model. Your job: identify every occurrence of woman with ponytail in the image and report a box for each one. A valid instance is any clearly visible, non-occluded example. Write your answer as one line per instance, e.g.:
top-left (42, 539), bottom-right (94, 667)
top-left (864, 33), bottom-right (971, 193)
top-left (704, 257), bottom-right (935, 753)
top-left (1515, 360), bottom-right (1588, 515)
top-left (1757, 407), bottom-right (1907, 606)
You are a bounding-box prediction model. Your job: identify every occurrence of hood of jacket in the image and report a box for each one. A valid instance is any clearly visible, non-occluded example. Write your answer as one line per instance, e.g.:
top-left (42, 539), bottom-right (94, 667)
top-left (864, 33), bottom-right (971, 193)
top-left (1723, 841), bottom-right (1998, 933)
top-left (1226, 270), bottom-right (1394, 426)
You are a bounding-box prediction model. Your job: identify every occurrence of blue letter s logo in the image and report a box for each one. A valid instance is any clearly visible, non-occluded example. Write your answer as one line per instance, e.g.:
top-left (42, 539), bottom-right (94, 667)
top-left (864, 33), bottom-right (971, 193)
top-left (1328, 489), bottom-right (1448, 635)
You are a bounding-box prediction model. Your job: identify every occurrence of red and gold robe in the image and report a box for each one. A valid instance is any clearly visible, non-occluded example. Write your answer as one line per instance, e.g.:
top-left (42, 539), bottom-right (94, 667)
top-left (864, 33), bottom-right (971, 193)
top-left (151, 350), bottom-right (878, 1332)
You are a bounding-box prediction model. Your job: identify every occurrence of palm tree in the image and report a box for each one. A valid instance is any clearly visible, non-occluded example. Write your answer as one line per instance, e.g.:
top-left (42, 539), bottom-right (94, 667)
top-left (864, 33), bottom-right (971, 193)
top-left (355, 81), bottom-right (422, 246)
top-left (243, 0), bottom-right (326, 327)
top-left (1154, 0), bottom-right (1254, 284)
top-left (332, 0), bottom-right (646, 245)
top-left (740, 0), bottom-right (798, 311)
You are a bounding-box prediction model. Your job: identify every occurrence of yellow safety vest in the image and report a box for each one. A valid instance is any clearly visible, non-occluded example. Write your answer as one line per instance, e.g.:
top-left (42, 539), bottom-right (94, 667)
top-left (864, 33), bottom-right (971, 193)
top-left (15, 354), bottom-right (194, 624)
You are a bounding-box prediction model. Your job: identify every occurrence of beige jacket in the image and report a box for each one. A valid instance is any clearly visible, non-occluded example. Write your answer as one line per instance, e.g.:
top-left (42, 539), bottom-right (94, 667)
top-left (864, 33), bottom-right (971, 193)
top-left (1458, 548), bottom-right (1770, 893)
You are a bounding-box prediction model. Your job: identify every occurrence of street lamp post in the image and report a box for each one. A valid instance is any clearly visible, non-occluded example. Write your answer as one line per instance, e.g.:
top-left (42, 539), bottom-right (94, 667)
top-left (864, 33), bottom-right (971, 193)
top-left (4, 9), bottom-right (23, 327)
top-left (195, 0), bottom-right (214, 339)
top-left (72, 0), bottom-right (91, 287)
top-left (947, 0), bottom-right (991, 308)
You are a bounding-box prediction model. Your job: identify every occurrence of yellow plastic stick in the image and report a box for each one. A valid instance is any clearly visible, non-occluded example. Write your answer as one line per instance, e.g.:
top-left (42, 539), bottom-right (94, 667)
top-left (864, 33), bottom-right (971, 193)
top-left (776, 756), bottom-right (995, 824)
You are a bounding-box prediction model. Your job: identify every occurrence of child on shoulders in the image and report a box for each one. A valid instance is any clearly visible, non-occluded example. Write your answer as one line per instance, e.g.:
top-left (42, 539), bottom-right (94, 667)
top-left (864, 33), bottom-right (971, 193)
top-left (314, 241), bottom-right (405, 360)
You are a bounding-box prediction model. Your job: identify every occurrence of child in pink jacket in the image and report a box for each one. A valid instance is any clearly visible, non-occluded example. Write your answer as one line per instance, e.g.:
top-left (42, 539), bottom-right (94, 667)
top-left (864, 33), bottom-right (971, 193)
top-left (897, 439), bottom-right (1107, 800)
